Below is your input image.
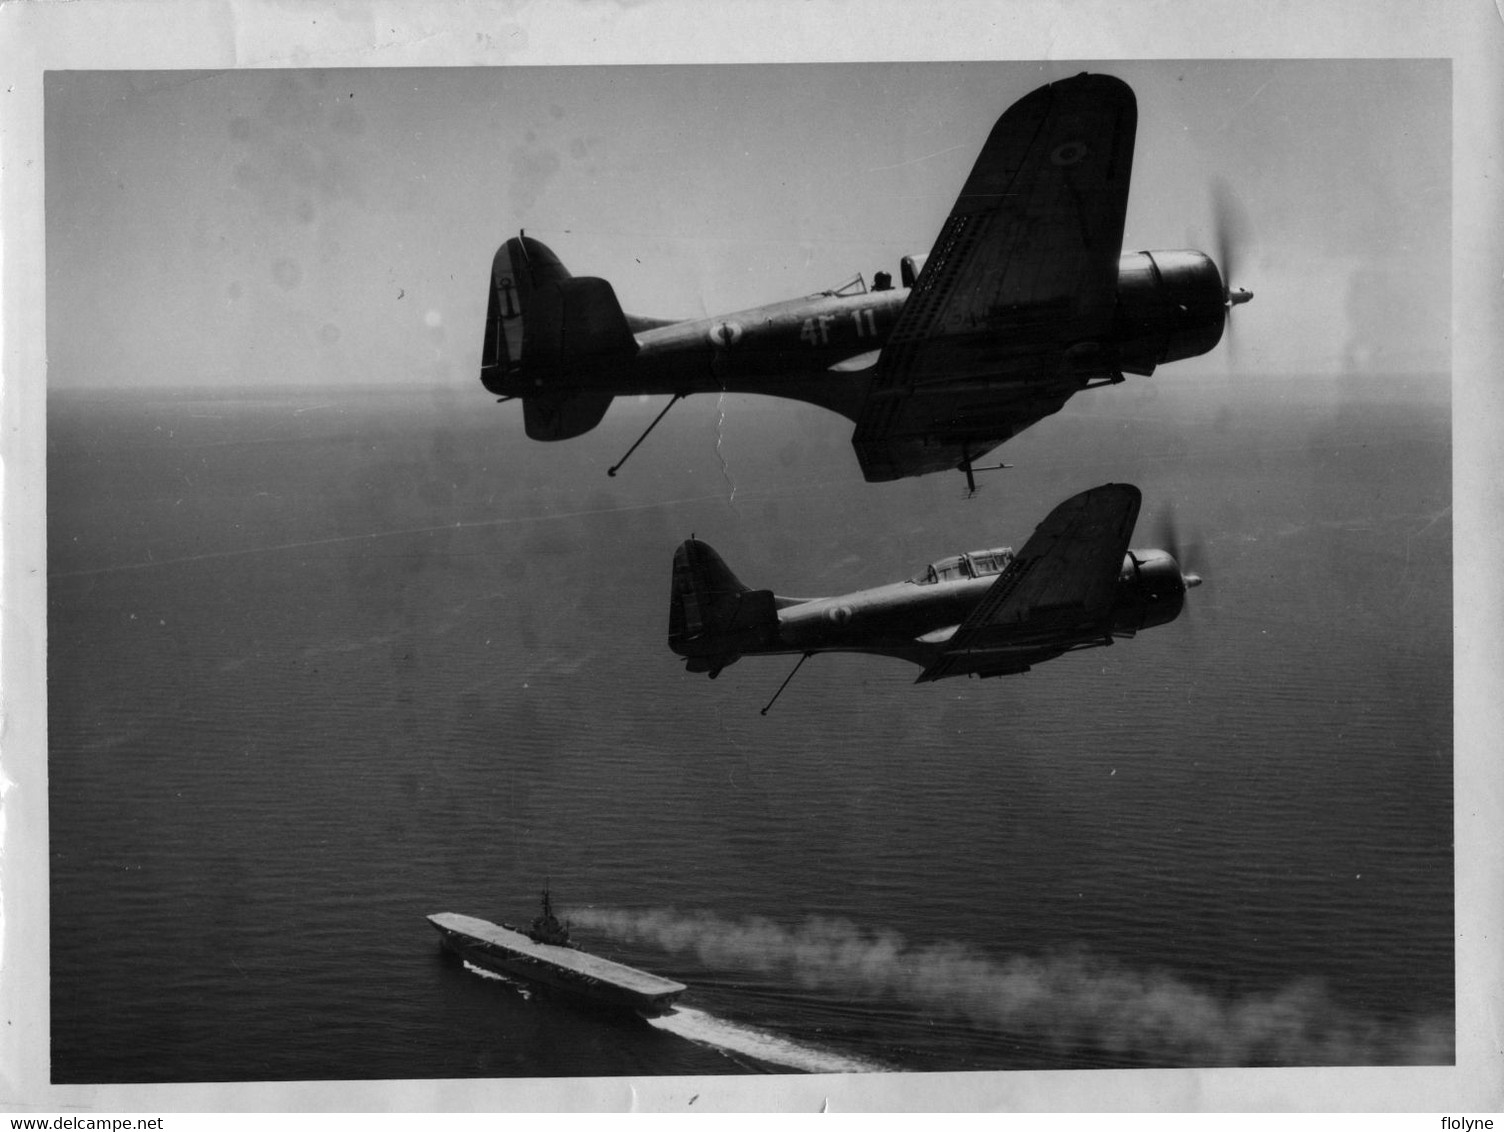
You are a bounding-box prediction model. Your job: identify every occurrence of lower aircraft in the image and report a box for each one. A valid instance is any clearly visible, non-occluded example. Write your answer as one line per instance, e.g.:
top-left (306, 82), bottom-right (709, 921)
top-left (667, 484), bottom-right (1200, 707)
top-left (480, 72), bottom-right (1251, 487)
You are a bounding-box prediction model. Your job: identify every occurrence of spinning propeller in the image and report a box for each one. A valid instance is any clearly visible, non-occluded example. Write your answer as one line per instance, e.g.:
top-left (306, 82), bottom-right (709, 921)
top-left (1211, 179), bottom-right (1254, 351)
top-left (1155, 511), bottom-right (1206, 594)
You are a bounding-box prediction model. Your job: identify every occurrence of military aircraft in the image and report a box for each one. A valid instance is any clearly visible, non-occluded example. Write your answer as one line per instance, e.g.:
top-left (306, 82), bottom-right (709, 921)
top-left (667, 483), bottom-right (1200, 706)
top-left (480, 73), bottom-right (1252, 487)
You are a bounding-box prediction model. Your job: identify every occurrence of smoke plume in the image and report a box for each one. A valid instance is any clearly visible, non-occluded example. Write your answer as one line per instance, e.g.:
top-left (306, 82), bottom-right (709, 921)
top-left (571, 908), bottom-right (1452, 1068)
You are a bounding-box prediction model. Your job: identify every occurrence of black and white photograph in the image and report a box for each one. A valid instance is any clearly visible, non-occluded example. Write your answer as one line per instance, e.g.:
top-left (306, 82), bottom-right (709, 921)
top-left (4, 0), bottom-right (1501, 1116)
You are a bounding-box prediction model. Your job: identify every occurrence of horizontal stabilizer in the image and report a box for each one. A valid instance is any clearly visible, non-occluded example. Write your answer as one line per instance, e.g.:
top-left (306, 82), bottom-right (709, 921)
top-left (530, 276), bottom-right (637, 376)
top-left (522, 392), bottom-right (615, 441)
top-left (669, 540), bottom-right (779, 673)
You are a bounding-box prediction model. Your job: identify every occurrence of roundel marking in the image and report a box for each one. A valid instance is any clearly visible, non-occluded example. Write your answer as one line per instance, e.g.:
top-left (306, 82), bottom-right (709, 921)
top-left (708, 321), bottom-right (744, 348)
top-left (1050, 140), bottom-right (1088, 166)
top-left (826, 604), bottom-right (853, 627)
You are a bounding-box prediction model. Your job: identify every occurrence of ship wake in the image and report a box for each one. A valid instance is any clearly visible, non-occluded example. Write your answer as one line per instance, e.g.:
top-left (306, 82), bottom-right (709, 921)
top-left (461, 960), bottom-right (532, 1000)
top-left (572, 908), bottom-right (1454, 1068)
top-left (463, 947), bottom-right (875, 1072)
top-left (649, 1006), bottom-right (887, 1074)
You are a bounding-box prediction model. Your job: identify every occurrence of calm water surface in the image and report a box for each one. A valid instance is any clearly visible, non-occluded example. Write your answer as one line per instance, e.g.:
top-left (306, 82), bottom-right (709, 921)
top-left (48, 379), bottom-right (1452, 1082)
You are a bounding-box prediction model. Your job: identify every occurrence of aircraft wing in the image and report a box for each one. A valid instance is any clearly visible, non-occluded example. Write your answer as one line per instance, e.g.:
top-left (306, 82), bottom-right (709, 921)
top-left (852, 73), bottom-right (1137, 482)
top-left (915, 483), bottom-right (1140, 682)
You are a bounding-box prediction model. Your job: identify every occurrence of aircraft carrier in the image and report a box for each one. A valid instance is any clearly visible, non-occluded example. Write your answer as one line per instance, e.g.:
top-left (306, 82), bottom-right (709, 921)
top-left (427, 890), bottom-right (686, 1018)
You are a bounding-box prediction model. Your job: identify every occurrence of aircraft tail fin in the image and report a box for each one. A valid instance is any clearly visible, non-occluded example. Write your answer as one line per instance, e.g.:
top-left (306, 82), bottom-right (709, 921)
top-left (669, 540), bottom-right (779, 676)
top-left (481, 235), bottom-right (638, 440)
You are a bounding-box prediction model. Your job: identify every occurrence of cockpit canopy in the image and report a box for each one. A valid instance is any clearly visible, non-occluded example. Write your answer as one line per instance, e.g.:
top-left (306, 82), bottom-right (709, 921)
top-left (909, 547), bottom-right (1014, 585)
top-left (823, 257), bottom-right (921, 298)
top-left (823, 273), bottom-right (869, 298)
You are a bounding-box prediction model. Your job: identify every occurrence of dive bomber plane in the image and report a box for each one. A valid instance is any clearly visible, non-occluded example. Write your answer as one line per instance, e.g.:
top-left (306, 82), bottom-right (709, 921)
top-left (480, 73), bottom-right (1251, 487)
top-left (668, 483), bottom-right (1201, 698)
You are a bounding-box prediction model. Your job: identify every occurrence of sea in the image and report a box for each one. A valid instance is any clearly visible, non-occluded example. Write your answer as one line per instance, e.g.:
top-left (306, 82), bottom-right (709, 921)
top-left (45, 372), bottom-right (1453, 1086)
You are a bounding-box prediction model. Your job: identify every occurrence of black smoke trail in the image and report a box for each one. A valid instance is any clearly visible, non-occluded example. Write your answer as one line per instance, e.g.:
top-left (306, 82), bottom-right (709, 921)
top-left (571, 908), bottom-right (1453, 1068)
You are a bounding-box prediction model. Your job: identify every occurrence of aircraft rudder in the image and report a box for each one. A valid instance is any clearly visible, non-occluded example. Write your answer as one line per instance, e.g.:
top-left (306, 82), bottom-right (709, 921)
top-left (482, 236), bottom-right (567, 395)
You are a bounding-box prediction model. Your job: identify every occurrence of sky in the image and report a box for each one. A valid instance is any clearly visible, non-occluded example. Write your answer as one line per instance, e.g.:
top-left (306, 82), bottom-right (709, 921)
top-left (43, 59), bottom-right (1450, 390)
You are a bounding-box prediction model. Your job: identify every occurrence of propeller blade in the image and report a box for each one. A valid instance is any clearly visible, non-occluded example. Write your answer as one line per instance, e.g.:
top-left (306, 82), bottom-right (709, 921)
top-left (1155, 511), bottom-right (1208, 590)
top-left (1210, 178), bottom-right (1249, 296)
top-left (1209, 179), bottom-right (1253, 358)
top-left (1155, 511), bottom-right (1181, 564)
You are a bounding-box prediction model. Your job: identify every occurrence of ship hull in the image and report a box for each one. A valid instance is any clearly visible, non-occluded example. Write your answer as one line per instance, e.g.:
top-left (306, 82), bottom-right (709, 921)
top-left (428, 912), bottom-right (685, 1018)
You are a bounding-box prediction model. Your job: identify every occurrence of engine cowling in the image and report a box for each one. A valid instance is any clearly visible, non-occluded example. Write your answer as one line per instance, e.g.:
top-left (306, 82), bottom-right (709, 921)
top-left (1113, 549), bottom-right (1193, 635)
top-left (1113, 250), bottom-right (1227, 376)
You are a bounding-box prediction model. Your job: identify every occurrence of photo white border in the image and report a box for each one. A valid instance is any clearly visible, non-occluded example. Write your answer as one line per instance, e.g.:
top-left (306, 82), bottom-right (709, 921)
top-left (3, 0), bottom-right (1499, 1114)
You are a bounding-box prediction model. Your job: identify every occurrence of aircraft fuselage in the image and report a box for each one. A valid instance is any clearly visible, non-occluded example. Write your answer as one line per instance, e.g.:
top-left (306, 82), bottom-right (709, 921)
top-left (775, 575), bottom-right (991, 663)
top-left (493, 285), bottom-right (912, 421)
top-left (486, 249), bottom-right (1229, 429)
top-left (633, 288), bottom-right (908, 391)
top-left (758, 548), bottom-right (1185, 667)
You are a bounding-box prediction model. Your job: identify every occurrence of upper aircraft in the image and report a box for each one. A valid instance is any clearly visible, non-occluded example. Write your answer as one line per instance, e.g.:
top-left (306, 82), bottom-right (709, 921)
top-left (480, 73), bottom-right (1252, 488)
top-left (667, 483), bottom-right (1201, 707)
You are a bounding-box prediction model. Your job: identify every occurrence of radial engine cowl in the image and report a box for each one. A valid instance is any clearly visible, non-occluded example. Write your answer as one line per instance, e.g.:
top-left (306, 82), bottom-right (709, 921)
top-left (1113, 549), bottom-right (1192, 634)
top-left (1113, 250), bottom-right (1228, 376)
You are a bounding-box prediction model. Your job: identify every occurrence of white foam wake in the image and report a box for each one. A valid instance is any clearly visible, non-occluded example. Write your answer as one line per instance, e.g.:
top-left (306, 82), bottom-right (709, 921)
top-left (461, 959), bottom-right (532, 999)
top-left (461, 959), bottom-right (877, 1071)
top-left (649, 1006), bottom-right (886, 1075)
